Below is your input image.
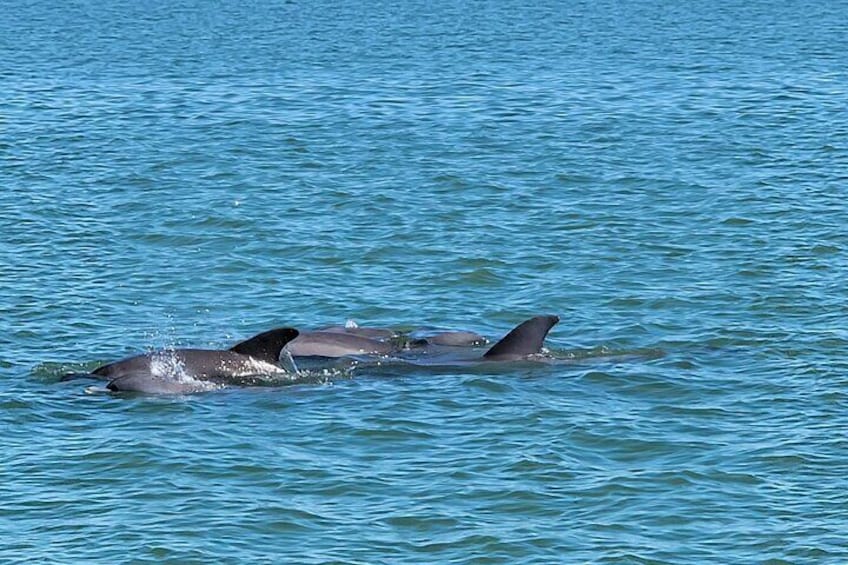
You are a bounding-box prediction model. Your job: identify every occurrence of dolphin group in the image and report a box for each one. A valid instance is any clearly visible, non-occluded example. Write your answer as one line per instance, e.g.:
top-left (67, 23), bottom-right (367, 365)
top-left (283, 315), bottom-right (558, 361)
top-left (63, 315), bottom-right (560, 394)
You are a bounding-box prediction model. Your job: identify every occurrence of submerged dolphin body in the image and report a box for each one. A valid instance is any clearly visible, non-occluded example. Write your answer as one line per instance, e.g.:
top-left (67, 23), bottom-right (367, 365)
top-left (410, 330), bottom-right (488, 347)
top-left (332, 323), bottom-right (488, 347)
top-left (338, 314), bottom-right (557, 372)
top-left (91, 328), bottom-right (300, 394)
top-left (398, 314), bottom-right (560, 366)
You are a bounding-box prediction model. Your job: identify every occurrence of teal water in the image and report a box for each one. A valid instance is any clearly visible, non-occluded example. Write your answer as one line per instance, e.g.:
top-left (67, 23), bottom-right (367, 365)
top-left (3, 0), bottom-right (848, 562)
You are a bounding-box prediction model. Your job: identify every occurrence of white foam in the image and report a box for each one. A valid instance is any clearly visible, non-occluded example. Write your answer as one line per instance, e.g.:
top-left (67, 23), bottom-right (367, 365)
top-left (150, 350), bottom-right (192, 382)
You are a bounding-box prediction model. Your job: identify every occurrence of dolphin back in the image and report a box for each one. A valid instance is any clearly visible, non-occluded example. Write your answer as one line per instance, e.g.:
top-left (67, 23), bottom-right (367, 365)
top-left (284, 331), bottom-right (394, 357)
top-left (229, 327), bottom-right (300, 363)
top-left (483, 315), bottom-right (559, 360)
top-left (424, 330), bottom-right (488, 347)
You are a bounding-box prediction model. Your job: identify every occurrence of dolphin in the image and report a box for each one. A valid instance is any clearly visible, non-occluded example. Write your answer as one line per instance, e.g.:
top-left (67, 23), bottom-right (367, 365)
top-left (87, 327), bottom-right (300, 393)
top-left (394, 315), bottom-right (560, 366)
top-left (283, 331), bottom-right (395, 358)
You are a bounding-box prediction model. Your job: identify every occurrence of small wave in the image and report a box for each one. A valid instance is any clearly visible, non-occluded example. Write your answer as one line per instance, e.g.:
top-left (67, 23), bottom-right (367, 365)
top-left (30, 361), bottom-right (102, 382)
top-left (547, 346), bottom-right (666, 364)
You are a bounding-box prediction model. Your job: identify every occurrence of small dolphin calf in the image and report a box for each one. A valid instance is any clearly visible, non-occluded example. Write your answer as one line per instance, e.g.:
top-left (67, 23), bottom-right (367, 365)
top-left (88, 327), bottom-right (299, 394)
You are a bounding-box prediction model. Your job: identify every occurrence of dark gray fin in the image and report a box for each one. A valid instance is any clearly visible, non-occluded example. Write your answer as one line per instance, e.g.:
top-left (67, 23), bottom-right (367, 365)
top-left (483, 315), bottom-right (560, 359)
top-left (229, 328), bottom-right (300, 363)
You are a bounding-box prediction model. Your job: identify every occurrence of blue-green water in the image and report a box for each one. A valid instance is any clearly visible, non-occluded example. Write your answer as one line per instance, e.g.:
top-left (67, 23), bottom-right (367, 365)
top-left (3, 0), bottom-right (848, 562)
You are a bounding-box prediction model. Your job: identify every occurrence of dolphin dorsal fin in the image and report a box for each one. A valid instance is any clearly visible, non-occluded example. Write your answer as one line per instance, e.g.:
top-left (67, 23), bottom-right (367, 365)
top-left (483, 315), bottom-right (559, 359)
top-left (229, 327), bottom-right (300, 363)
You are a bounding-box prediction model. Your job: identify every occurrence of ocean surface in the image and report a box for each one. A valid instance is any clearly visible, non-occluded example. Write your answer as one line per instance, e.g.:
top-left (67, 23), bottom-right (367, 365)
top-left (2, 0), bottom-right (847, 562)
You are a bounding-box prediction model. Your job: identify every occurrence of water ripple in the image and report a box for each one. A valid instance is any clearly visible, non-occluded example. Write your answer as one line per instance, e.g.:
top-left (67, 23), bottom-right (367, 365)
top-left (3, 0), bottom-right (848, 562)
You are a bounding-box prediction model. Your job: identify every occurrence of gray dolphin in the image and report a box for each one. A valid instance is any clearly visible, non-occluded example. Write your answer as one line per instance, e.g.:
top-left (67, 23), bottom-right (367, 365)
top-left (90, 327), bottom-right (299, 393)
top-left (395, 315), bottom-right (560, 366)
top-left (283, 331), bottom-right (394, 358)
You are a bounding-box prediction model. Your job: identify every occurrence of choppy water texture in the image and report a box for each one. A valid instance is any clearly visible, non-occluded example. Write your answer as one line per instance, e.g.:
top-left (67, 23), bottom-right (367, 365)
top-left (3, 0), bottom-right (848, 562)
